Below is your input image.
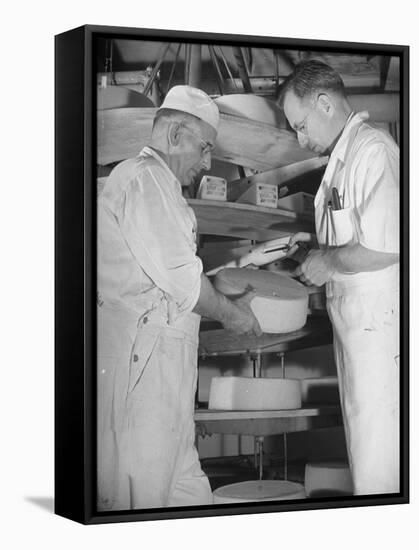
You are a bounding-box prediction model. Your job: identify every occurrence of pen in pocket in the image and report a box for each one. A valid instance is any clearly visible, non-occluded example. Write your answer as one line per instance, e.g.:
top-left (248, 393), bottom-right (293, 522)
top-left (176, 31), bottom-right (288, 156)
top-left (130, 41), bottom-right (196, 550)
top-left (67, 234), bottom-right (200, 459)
top-left (331, 187), bottom-right (342, 210)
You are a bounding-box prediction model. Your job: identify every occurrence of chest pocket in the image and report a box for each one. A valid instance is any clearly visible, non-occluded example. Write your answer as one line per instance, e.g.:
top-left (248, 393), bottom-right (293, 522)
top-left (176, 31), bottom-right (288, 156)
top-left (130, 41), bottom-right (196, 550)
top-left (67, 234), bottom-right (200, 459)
top-left (323, 125), bottom-right (364, 248)
top-left (329, 207), bottom-right (354, 247)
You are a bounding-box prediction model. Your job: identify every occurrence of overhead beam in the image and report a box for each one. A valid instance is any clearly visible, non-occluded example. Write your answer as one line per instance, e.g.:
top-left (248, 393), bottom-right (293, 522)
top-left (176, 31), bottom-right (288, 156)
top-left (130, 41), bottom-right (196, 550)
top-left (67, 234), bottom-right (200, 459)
top-left (348, 93), bottom-right (399, 122)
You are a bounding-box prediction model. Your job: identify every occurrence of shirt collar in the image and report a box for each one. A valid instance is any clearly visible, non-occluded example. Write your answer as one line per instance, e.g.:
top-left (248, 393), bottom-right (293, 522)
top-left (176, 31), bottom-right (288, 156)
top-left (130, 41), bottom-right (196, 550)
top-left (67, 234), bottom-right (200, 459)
top-left (138, 146), bottom-right (182, 192)
top-left (331, 111), bottom-right (370, 165)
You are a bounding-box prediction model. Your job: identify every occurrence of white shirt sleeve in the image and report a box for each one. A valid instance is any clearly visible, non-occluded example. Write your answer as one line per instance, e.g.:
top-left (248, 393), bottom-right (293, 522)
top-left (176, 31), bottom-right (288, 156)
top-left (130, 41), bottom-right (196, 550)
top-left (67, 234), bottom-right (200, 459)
top-left (355, 142), bottom-right (399, 254)
top-left (117, 166), bottom-right (202, 315)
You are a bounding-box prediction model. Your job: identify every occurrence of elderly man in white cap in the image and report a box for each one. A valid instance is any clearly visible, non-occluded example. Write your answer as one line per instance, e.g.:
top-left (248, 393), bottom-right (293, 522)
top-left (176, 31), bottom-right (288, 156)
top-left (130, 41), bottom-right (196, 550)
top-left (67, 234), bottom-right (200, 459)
top-left (97, 85), bottom-right (261, 511)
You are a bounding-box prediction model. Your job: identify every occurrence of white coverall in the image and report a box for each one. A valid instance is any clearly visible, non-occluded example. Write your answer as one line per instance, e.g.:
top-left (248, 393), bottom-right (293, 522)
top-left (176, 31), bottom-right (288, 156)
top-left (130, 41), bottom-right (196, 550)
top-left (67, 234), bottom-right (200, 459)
top-left (315, 112), bottom-right (400, 495)
top-left (97, 147), bottom-right (213, 511)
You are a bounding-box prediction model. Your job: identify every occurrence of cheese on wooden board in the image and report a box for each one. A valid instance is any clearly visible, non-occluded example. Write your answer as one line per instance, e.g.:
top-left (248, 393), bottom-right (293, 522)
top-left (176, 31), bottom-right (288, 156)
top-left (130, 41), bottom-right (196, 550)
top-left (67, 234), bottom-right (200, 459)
top-left (214, 268), bottom-right (308, 333)
top-left (300, 376), bottom-right (340, 404)
top-left (208, 376), bottom-right (302, 411)
top-left (304, 461), bottom-right (353, 496)
top-left (213, 480), bottom-right (306, 504)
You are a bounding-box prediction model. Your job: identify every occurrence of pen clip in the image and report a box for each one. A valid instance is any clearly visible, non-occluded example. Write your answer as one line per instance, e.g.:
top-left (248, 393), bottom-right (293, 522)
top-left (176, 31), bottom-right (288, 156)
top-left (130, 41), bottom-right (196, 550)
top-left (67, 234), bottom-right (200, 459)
top-left (331, 187), bottom-right (342, 210)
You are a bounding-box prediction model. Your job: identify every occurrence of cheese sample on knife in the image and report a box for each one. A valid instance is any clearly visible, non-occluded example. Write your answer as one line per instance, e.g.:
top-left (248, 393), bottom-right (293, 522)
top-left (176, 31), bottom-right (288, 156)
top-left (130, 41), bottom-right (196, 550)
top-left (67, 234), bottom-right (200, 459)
top-left (208, 376), bottom-right (302, 410)
top-left (214, 268), bottom-right (308, 333)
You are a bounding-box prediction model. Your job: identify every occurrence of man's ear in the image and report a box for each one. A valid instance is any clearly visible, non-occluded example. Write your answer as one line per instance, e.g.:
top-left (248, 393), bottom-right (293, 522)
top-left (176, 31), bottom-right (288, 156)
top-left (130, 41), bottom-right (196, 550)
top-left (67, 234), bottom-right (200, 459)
top-left (317, 93), bottom-right (333, 116)
top-left (168, 122), bottom-right (182, 147)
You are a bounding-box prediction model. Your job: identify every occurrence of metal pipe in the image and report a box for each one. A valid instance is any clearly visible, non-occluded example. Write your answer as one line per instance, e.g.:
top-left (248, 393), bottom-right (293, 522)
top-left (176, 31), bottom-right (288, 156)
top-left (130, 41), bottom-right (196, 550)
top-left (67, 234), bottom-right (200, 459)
top-left (280, 352), bottom-right (285, 378)
top-left (208, 45), bottom-right (225, 95)
top-left (258, 437), bottom-right (264, 480)
top-left (279, 351), bottom-right (288, 480)
top-left (188, 44), bottom-right (202, 87)
top-left (218, 46), bottom-right (238, 91)
top-left (166, 43), bottom-right (182, 95)
top-left (184, 43), bottom-right (191, 85)
top-left (251, 353), bottom-right (262, 378)
top-left (283, 433), bottom-right (288, 480)
top-left (142, 42), bottom-right (172, 98)
top-left (232, 47), bottom-right (252, 93)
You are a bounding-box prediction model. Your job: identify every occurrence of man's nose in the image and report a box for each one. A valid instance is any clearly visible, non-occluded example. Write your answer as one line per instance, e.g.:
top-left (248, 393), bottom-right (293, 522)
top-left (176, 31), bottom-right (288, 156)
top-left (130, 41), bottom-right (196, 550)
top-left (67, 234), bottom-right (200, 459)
top-left (297, 131), bottom-right (309, 149)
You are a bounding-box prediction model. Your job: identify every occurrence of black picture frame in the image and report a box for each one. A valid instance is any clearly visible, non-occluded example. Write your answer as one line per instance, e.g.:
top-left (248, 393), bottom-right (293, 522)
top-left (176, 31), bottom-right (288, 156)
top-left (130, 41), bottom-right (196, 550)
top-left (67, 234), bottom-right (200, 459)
top-left (55, 24), bottom-right (409, 525)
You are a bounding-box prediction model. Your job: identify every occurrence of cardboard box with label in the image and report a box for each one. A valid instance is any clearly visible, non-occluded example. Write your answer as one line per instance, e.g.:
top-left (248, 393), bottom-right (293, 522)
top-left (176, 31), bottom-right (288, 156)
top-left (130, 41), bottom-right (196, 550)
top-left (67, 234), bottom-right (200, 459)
top-left (236, 182), bottom-right (278, 208)
top-left (276, 192), bottom-right (314, 215)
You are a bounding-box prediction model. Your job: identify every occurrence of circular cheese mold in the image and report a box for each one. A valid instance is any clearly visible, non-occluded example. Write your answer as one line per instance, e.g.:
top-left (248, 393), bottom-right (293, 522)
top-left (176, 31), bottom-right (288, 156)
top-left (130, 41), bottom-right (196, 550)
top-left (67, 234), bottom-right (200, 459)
top-left (213, 480), bottom-right (306, 504)
top-left (214, 268), bottom-right (308, 333)
top-left (304, 461), bottom-right (353, 497)
top-left (208, 376), bottom-right (302, 411)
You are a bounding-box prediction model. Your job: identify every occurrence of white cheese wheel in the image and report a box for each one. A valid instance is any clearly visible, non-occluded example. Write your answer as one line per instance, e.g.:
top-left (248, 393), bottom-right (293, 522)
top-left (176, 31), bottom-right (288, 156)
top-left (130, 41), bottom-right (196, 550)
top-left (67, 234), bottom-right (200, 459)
top-left (300, 376), bottom-right (340, 404)
top-left (208, 376), bottom-right (302, 410)
top-left (213, 480), bottom-right (306, 504)
top-left (304, 461), bottom-right (353, 496)
top-left (214, 268), bottom-right (308, 333)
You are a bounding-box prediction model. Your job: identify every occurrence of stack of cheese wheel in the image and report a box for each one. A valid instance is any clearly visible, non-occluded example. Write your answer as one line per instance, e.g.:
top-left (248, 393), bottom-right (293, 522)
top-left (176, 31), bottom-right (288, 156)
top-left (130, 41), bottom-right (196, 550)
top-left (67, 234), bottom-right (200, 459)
top-left (209, 376), bottom-right (301, 410)
top-left (304, 461), bottom-right (353, 497)
top-left (213, 480), bottom-right (306, 504)
top-left (214, 268), bottom-right (308, 334)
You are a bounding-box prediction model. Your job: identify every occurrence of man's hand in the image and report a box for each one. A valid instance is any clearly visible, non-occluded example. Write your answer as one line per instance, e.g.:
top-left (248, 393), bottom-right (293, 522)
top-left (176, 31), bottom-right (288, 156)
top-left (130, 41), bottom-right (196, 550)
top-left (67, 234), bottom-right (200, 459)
top-left (293, 249), bottom-right (336, 286)
top-left (286, 232), bottom-right (317, 257)
top-left (221, 290), bottom-right (262, 336)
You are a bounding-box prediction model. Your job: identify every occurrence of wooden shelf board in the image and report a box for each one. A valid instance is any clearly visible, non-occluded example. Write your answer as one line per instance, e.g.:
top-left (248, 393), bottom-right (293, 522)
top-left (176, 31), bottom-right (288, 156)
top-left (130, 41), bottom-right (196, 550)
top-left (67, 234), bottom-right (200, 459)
top-left (199, 317), bottom-right (332, 357)
top-left (194, 406), bottom-right (342, 436)
top-left (188, 199), bottom-right (314, 240)
top-left (195, 406), bottom-right (341, 420)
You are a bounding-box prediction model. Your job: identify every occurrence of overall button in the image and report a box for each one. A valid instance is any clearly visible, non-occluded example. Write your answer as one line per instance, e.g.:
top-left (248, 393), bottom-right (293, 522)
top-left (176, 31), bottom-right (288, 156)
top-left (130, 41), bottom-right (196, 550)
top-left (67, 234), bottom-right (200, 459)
top-left (143, 316), bottom-right (148, 324)
top-left (133, 354), bottom-right (139, 362)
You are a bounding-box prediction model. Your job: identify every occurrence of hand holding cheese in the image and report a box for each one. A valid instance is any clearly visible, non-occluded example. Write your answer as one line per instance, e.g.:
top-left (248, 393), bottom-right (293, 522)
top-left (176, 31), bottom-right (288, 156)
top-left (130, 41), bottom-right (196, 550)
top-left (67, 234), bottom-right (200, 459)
top-left (193, 273), bottom-right (262, 336)
top-left (227, 290), bottom-right (263, 336)
top-left (214, 268), bottom-right (308, 333)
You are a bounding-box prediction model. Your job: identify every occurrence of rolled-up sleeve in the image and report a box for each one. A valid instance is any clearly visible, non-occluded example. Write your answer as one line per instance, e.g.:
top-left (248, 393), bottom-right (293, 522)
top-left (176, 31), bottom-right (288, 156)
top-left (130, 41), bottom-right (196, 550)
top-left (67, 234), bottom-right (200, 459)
top-left (355, 142), bottom-right (399, 254)
top-left (118, 167), bottom-right (202, 315)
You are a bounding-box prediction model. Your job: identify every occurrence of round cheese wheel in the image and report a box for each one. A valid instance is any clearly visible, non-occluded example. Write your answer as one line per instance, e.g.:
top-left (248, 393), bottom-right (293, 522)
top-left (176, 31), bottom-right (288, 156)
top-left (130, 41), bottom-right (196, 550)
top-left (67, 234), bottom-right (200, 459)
top-left (304, 461), bottom-right (353, 497)
top-left (213, 480), bottom-right (306, 504)
top-left (214, 268), bottom-right (308, 333)
top-left (208, 376), bottom-right (302, 410)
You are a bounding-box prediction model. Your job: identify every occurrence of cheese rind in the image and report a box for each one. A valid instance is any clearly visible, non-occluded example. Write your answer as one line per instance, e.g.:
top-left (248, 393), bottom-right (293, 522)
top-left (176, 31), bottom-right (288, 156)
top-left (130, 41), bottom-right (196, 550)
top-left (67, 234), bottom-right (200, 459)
top-left (304, 461), bottom-right (353, 496)
top-left (213, 480), bottom-right (306, 503)
top-left (214, 268), bottom-right (308, 334)
top-left (208, 376), bottom-right (302, 410)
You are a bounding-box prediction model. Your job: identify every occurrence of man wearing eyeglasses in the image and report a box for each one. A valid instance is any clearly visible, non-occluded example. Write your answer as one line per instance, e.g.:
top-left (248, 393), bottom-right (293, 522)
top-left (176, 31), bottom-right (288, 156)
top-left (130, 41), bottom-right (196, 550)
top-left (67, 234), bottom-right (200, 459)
top-left (279, 61), bottom-right (400, 496)
top-left (97, 85), bottom-right (261, 511)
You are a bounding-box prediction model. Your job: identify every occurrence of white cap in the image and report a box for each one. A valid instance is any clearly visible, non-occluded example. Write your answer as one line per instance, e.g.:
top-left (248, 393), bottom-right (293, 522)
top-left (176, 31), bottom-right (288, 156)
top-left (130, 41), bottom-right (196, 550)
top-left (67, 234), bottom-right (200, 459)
top-left (158, 85), bottom-right (219, 132)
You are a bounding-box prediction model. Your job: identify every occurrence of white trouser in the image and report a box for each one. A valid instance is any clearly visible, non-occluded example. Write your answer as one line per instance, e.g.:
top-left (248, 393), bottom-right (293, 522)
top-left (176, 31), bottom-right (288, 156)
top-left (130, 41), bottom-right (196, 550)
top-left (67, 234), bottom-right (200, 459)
top-left (327, 286), bottom-right (400, 495)
top-left (97, 307), bottom-right (212, 510)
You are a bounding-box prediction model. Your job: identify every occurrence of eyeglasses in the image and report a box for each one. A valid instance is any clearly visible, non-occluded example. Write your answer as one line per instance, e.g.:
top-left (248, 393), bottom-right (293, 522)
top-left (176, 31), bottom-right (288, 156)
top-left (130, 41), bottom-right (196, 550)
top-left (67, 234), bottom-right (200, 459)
top-left (181, 125), bottom-right (215, 157)
top-left (293, 97), bottom-right (319, 136)
top-left (294, 111), bottom-right (311, 135)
